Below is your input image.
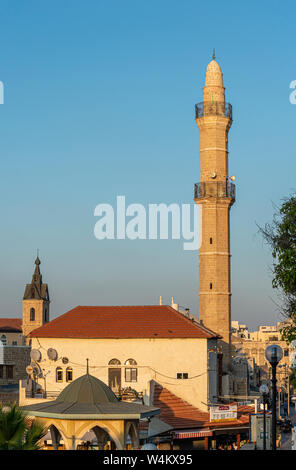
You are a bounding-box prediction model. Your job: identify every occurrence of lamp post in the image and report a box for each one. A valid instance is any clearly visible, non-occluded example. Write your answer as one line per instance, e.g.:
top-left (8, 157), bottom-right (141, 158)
top-left (265, 345), bottom-right (283, 450)
top-left (278, 363), bottom-right (290, 417)
top-left (259, 384), bottom-right (269, 450)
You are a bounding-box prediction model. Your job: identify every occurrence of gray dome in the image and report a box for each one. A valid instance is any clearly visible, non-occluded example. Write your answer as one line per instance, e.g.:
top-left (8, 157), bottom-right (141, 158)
top-left (56, 373), bottom-right (118, 404)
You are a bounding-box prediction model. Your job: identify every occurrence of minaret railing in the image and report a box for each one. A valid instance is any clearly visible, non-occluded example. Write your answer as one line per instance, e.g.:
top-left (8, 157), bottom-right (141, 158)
top-left (194, 181), bottom-right (235, 201)
top-left (195, 101), bottom-right (232, 120)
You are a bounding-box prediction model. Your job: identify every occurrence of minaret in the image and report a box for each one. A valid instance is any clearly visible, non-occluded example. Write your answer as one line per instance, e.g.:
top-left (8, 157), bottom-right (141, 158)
top-left (22, 256), bottom-right (50, 338)
top-left (194, 53), bottom-right (235, 367)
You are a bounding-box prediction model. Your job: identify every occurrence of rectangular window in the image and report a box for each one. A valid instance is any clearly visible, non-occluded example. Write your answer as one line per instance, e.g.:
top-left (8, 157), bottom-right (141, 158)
top-left (66, 369), bottom-right (73, 382)
top-left (6, 365), bottom-right (13, 379)
top-left (177, 373), bottom-right (188, 379)
top-left (125, 368), bottom-right (137, 382)
top-left (56, 369), bottom-right (63, 382)
top-left (284, 349), bottom-right (289, 357)
top-left (12, 341), bottom-right (17, 346)
top-left (0, 365), bottom-right (3, 378)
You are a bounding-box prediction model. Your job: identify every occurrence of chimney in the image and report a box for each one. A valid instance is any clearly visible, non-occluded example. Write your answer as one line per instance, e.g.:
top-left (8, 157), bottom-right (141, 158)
top-left (159, 296), bottom-right (163, 306)
top-left (185, 308), bottom-right (190, 317)
top-left (171, 296), bottom-right (179, 311)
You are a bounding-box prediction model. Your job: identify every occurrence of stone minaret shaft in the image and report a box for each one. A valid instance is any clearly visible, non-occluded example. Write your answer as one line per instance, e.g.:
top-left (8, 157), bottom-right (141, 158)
top-left (194, 57), bottom-right (235, 365)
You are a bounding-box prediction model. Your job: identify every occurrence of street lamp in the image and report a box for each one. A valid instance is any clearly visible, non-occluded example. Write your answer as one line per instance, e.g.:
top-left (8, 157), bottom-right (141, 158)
top-left (259, 384), bottom-right (269, 450)
top-left (265, 345), bottom-right (283, 450)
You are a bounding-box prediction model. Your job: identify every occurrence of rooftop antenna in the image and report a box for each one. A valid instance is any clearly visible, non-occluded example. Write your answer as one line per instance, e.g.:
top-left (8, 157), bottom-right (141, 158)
top-left (86, 358), bottom-right (89, 374)
top-left (212, 48), bottom-right (216, 60)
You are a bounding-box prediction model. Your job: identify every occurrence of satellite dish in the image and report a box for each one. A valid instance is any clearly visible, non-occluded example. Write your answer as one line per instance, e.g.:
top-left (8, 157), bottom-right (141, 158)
top-left (26, 365), bottom-right (34, 375)
top-left (62, 357), bottom-right (69, 364)
top-left (30, 349), bottom-right (42, 362)
top-left (210, 172), bottom-right (217, 179)
top-left (229, 175), bottom-right (236, 181)
top-left (47, 348), bottom-right (58, 361)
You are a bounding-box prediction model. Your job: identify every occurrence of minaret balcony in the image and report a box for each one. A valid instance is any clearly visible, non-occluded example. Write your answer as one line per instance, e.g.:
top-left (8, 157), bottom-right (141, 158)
top-left (195, 101), bottom-right (232, 120)
top-left (194, 181), bottom-right (235, 202)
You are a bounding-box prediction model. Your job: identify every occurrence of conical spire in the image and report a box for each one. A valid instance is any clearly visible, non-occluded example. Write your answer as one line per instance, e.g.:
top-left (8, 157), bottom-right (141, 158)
top-left (23, 254), bottom-right (49, 301)
top-left (32, 254), bottom-right (42, 285)
top-left (203, 54), bottom-right (225, 103)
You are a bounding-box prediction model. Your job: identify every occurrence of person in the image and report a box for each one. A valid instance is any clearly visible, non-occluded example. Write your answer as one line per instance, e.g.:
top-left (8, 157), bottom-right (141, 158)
top-left (276, 433), bottom-right (282, 448)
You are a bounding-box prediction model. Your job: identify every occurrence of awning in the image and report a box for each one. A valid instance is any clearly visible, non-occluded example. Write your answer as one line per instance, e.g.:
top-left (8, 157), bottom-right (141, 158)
top-left (173, 429), bottom-right (213, 439)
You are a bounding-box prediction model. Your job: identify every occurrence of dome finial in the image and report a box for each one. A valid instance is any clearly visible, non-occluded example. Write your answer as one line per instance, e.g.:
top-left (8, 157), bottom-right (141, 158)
top-left (212, 48), bottom-right (216, 60)
top-left (86, 358), bottom-right (89, 374)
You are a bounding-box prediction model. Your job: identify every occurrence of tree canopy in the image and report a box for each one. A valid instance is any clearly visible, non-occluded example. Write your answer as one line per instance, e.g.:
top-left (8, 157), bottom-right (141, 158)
top-left (0, 403), bottom-right (47, 450)
top-left (260, 194), bottom-right (296, 343)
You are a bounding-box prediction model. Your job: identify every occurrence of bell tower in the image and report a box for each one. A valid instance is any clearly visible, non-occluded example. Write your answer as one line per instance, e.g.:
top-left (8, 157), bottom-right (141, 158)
top-left (22, 256), bottom-right (50, 338)
top-left (194, 53), bottom-right (235, 366)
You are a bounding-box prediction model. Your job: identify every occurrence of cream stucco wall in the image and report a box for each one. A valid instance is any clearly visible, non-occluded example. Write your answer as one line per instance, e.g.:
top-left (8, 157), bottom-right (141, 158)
top-left (22, 336), bottom-right (217, 412)
top-left (0, 331), bottom-right (25, 346)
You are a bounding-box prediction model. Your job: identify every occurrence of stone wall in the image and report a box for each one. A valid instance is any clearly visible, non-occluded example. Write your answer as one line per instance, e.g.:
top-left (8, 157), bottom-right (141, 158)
top-left (0, 345), bottom-right (31, 386)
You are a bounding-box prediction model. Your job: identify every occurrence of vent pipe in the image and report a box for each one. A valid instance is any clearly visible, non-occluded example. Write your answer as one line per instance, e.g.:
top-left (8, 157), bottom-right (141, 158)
top-left (171, 296), bottom-right (179, 311)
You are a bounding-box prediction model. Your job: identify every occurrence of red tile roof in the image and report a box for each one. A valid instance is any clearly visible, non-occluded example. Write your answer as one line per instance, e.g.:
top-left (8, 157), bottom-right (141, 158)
top-left (152, 383), bottom-right (253, 431)
top-left (153, 383), bottom-right (209, 429)
top-left (0, 318), bottom-right (22, 333)
top-left (29, 305), bottom-right (220, 339)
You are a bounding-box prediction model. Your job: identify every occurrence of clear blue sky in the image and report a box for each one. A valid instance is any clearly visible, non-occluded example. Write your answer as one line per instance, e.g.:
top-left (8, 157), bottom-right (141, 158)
top-left (0, 0), bottom-right (295, 329)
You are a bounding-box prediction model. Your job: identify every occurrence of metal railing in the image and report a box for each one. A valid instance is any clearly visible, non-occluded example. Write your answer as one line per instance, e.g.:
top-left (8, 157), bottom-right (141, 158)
top-left (195, 101), bottom-right (232, 120)
top-left (25, 390), bottom-right (59, 399)
top-left (194, 181), bottom-right (235, 201)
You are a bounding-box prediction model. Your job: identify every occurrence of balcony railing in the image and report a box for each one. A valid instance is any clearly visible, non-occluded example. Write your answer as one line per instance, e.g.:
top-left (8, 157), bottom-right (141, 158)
top-left (195, 101), bottom-right (232, 120)
top-left (25, 390), bottom-right (59, 399)
top-left (194, 181), bottom-right (235, 201)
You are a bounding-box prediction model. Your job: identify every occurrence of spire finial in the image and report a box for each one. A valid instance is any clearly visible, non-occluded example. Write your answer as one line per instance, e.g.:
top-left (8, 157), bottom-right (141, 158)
top-left (35, 250), bottom-right (41, 266)
top-left (86, 358), bottom-right (89, 374)
top-left (212, 48), bottom-right (216, 60)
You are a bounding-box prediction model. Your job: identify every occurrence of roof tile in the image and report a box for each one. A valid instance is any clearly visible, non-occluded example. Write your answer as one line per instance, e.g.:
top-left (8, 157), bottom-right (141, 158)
top-left (153, 383), bottom-right (254, 431)
top-left (0, 318), bottom-right (22, 333)
top-left (29, 306), bottom-right (219, 339)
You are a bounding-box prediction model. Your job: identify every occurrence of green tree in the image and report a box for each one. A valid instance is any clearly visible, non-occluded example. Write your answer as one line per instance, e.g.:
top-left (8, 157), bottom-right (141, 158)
top-left (0, 403), bottom-right (47, 450)
top-left (260, 194), bottom-right (296, 343)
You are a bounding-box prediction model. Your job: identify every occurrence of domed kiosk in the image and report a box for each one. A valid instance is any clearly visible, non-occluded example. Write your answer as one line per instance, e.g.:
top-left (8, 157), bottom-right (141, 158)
top-left (21, 370), bottom-right (159, 450)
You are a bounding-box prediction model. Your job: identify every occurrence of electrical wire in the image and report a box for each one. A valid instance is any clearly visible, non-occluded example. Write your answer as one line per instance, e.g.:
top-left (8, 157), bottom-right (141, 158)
top-left (33, 339), bottom-right (215, 380)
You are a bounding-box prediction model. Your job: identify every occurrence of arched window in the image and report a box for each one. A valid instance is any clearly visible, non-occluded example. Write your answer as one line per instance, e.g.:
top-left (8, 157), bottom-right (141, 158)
top-left (56, 367), bottom-right (63, 382)
top-left (124, 359), bottom-right (137, 382)
top-left (1, 334), bottom-right (7, 346)
top-left (66, 367), bottom-right (73, 382)
top-left (108, 359), bottom-right (121, 392)
top-left (108, 358), bottom-right (121, 365)
top-left (30, 308), bottom-right (35, 322)
top-left (124, 359), bottom-right (137, 366)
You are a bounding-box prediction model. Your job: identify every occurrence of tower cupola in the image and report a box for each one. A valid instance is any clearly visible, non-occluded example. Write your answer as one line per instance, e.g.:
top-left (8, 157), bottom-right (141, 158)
top-left (22, 255), bottom-right (50, 338)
